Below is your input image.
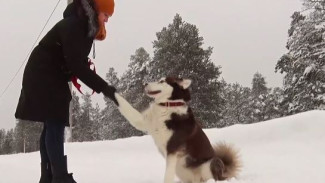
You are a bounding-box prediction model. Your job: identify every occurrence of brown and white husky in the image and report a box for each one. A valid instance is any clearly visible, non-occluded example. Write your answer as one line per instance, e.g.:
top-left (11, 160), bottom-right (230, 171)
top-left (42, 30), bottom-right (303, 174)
top-left (114, 77), bottom-right (240, 183)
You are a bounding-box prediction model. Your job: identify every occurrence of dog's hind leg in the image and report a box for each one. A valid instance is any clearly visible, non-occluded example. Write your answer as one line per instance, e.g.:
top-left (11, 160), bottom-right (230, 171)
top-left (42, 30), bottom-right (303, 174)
top-left (114, 93), bottom-right (147, 131)
top-left (164, 154), bottom-right (178, 183)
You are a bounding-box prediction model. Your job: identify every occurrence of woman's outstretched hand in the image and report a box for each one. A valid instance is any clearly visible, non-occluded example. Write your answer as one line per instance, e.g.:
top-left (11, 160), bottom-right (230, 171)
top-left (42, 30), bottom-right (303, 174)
top-left (102, 84), bottom-right (119, 106)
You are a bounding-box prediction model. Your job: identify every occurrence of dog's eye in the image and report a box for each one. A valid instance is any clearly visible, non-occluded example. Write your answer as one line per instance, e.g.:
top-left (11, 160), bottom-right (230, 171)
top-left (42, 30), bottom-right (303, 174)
top-left (159, 80), bottom-right (165, 83)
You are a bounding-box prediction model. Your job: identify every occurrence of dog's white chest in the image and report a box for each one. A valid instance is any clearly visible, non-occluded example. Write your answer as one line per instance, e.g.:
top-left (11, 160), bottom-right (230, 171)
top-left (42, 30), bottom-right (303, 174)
top-left (144, 106), bottom-right (174, 157)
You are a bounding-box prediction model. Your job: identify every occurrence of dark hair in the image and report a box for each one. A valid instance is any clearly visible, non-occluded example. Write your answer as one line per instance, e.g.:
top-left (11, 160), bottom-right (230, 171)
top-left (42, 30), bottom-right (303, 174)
top-left (72, 0), bottom-right (100, 38)
top-left (73, 0), bottom-right (97, 17)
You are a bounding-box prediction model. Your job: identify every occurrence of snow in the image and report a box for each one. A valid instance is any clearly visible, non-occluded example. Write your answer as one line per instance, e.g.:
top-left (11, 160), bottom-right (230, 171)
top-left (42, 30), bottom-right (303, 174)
top-left (1, 110), bottom-right (325, 183)
top-left (303, 64), bottom-right (315, 77)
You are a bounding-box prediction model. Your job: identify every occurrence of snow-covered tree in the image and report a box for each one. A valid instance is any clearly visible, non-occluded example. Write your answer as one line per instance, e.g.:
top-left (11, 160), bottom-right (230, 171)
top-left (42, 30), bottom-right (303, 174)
top-left (264, 87), bottom-right (285, 119)
top-left (101, 67), bottom-right (122, 140)
top-left (73, 93), bottom-right (94, 142)
top-left (114, 48), bottom-right (152, 138)
top-left (221, 82), bottom-right (252, 126)
top-left (120, 47), bottom-right (151, 111)
top-left (276, 1), bottom-right (325, 114)
top-left (246, 73), bottom-right (269, 123)
top-left (149, 14), bottom-right (225, 128)
top-left (71, 91), bottom-right (81, 142)
top-left (222, 74), bottom-right (283, 126)
top-left (101, 68), bottom-right (137, 140)
top-left (251, 72), bottom-right (268, 98)
top-left (302, 0), bottom-right (325, 11)
top-left (1, 129), bottom-right (14, 154)
top-left (13, 120), bottom-right (42, 153)
top-left (91, 104), bottom-right (102, 141)
top-left (0, 129), bottom-right (6, 154)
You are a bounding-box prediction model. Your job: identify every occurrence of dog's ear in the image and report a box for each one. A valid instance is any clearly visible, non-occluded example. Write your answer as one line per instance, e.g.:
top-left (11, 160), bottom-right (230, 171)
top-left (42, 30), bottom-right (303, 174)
top-left (179, 79), bottom-right (192, 89)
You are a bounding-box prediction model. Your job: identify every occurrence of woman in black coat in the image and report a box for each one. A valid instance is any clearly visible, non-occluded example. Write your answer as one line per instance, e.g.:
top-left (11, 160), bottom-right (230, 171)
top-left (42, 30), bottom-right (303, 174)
top-left (15, 0), bottom-right (117, 182)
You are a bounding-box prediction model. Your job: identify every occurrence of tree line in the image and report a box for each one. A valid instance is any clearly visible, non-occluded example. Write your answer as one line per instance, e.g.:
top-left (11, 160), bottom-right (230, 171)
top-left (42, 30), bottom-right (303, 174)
top-left (1, 0), bottom-right (324, 154)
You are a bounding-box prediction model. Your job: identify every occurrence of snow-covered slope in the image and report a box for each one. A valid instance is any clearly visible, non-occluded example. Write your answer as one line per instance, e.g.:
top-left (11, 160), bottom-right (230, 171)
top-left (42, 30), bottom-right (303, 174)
top-left (1, 110), bottom-right (325, 183)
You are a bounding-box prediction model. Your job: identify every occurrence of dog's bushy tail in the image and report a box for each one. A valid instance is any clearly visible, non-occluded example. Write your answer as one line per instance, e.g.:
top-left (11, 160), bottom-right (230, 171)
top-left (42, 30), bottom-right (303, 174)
top-left (210, 142), bottom-right (241, 181)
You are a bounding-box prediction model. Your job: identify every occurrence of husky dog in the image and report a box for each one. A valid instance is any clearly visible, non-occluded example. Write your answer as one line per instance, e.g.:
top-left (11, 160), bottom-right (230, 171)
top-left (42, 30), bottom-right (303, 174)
top-left (114, 77), bottom-right (240, 183)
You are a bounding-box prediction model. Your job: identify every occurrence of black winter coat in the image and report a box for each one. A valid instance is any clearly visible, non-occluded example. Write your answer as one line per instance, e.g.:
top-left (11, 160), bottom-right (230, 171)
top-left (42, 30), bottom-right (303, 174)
top-left (15, 1), bottom-right (108, 126)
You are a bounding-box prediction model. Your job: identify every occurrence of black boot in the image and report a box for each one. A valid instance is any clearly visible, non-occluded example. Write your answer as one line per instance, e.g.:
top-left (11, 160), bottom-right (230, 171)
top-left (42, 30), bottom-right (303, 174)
top-left (39, 162), bottom-right (52, 183)
top-left (51, 156), bottom-right (77, 183)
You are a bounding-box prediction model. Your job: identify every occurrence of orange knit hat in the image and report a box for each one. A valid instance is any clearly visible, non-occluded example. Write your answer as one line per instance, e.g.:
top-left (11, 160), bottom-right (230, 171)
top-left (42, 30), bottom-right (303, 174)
top-left (93, 0), bottom-right (115, 16)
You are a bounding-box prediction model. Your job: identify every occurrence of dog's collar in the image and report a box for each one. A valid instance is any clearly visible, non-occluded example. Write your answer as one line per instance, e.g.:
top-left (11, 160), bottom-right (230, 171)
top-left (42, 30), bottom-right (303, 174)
top-left (158, 102), bottom-right (186, 107)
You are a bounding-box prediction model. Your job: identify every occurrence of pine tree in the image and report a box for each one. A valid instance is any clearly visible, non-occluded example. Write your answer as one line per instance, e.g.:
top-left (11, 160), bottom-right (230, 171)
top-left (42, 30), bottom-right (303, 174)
top-left (264, 87), bottom-right (284, 119)
top-left (276, 1), bottom-right (325, 113)
top-left (71, 91), bottom-right (81, 142)
top-left (120, 47), bottom-right (151, 111)
top-left (149, 14), bottom-right (225, 128)
top-left (101, 68), bottom-right (126, 140)
top-left (111, 48), bottom-right (152, 138)
top-left (73, 93), bottom-right (94, 142)
top-left (14, 120), bottom-right (42, 153)
top-left (302, 0), bottom-right (325, 11)
top-left (221, 82), bottom-right (251, 126)
top-left (251, 72), bottom-right (268, 98)
top-left (248, 72), bottom-right (269, 123)
top-left (2, 129), bottom-right (15, 154)
top-left (0, 129), bottom-right (6, 154)
top-left (91, 103), bottom-right (102, 141)
top-left (13, 120), bottom-right (25, 153)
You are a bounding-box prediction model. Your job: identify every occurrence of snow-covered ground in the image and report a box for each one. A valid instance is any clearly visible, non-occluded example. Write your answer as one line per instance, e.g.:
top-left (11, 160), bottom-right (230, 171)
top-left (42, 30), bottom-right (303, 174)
top-left (1, 110), bottom-right (325, 183)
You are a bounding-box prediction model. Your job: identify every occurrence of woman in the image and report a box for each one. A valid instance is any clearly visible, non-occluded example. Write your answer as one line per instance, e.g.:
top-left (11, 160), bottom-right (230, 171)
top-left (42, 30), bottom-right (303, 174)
top-left (15, 0), bottom-right (117, 182)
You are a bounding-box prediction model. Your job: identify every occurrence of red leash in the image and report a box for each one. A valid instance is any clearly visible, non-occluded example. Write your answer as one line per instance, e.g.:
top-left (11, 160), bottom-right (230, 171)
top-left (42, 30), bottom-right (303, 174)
top-left (71, 58), bottom-right (96, 95)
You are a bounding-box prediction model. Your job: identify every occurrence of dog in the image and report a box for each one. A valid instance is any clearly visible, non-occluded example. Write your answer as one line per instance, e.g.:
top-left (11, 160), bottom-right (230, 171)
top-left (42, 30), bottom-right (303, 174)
top-left (114, 77), bottom-right (240, 183)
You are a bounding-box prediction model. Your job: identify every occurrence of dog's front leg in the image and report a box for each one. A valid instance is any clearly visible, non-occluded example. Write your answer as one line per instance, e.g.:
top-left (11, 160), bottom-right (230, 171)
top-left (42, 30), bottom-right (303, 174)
top-left (114, 93), bottom-right (147, 132)
top-left (164, 154), bottom-right (178, 183)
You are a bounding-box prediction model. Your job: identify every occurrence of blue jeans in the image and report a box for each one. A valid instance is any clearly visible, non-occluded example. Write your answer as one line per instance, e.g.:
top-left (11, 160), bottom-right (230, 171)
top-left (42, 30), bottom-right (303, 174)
top-left (40, 120), bottom-right (65, 164)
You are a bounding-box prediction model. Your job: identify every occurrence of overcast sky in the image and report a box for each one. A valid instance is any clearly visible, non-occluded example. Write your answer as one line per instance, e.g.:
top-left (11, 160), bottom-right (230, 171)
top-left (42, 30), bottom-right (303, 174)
top-left (0, 0), bottom-right (302, 130)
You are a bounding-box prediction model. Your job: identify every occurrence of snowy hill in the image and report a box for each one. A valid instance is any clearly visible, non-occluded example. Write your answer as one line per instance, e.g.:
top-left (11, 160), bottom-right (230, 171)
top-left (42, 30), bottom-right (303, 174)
top-left (1, 110), bottom-right (325, 183)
